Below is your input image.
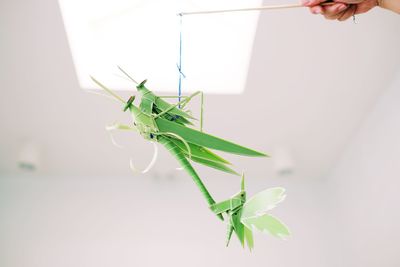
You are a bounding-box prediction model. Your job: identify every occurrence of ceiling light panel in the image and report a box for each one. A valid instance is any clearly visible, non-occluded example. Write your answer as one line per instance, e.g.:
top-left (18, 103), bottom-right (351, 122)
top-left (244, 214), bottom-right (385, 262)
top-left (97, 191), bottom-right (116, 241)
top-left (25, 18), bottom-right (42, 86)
top-left (58, 0), bottom-right (261, 93)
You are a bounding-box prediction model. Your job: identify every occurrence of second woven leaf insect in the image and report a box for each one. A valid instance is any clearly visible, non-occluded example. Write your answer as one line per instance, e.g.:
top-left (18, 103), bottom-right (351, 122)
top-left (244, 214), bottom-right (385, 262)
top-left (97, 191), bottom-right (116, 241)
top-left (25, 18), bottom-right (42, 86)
top-left (210, 174), bottom-right (290, 249)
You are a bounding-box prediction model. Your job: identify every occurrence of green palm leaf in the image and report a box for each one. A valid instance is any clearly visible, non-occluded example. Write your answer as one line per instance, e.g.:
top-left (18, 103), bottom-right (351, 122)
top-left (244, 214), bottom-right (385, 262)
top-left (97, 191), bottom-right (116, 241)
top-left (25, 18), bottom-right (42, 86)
top-left (156, 117), bottom-right (267, 157)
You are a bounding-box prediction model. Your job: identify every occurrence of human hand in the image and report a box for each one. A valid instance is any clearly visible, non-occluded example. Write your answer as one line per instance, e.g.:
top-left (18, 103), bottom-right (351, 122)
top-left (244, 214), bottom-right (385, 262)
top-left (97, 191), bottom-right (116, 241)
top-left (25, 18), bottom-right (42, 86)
top-left (302, 0), bottom-right (379, 21)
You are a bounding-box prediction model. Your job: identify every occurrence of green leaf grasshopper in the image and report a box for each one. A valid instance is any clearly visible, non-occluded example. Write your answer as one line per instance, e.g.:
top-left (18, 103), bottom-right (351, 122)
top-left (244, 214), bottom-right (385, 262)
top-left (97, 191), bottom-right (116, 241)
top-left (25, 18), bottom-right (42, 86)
top-left (210, 174), bottom-right (290, 249)
top-left (91, 68), bottom-right (267, 220)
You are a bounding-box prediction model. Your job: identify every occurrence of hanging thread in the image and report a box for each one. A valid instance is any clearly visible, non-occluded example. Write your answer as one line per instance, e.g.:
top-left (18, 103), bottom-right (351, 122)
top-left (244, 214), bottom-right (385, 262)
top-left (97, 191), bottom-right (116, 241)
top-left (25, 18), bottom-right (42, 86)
top-left (177, 14), bottom-right (186, 108)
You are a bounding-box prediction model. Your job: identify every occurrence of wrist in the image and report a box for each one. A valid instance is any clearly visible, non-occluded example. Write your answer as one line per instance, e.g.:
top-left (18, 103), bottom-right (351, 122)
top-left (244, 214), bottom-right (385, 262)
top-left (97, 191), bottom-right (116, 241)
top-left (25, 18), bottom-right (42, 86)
top-left (377, 0), bottom-right (400, 14)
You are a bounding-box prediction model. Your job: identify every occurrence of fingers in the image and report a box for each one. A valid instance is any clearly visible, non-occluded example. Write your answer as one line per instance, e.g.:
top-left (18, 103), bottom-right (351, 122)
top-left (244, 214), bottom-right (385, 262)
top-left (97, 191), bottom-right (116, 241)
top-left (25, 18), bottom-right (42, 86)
top-left (310, 5), bottom-right (324, 14)
top-left (333, 0), bottom-right (363, 3)
top-left (301, 0), bottom-right (327, 7)
top-left (338, 5), bottom-right (356, 20)
top-left (323, 3), bottom-right (349, 19)
top-left (301, 0), bottom-right (360, 7)
top-left (303, 0), bottom-right (378, 21)
top-left (308, 2), bottom-right (349, 17)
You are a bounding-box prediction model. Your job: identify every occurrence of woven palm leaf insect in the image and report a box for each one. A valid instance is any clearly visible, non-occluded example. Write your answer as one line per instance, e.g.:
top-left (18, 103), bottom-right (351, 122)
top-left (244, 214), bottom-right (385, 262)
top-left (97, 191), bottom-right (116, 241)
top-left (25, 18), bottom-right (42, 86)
top-left (210, 174), bottom-right (290, 249)
top-left (91, 69), bottom-right (266, 220)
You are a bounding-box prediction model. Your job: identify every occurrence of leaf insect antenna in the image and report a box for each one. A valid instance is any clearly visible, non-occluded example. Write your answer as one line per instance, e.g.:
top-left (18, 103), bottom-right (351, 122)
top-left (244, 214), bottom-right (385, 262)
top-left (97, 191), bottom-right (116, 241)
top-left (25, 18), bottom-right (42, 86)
top-left (90, 76), bottom-right (126, 104)
top-left (117, 66), bottom-right (139, 85)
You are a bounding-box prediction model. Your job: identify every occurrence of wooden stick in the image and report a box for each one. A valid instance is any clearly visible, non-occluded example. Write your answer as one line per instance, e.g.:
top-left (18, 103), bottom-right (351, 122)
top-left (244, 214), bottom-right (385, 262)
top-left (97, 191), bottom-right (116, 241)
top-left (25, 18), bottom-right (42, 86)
top-left (178, 2), bottom-right (334, 16)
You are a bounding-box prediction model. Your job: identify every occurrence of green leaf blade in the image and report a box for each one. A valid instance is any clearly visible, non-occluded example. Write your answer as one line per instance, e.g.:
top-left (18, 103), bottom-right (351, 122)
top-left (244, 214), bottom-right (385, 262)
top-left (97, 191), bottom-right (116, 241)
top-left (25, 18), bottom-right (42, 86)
top-left (168, 138), bottom-right (231, 164)
top-left (156, 117), bottom-right (267, 157)
top-left (241, 214), bottom-right (290, 239)
top-left (191, 156), bottom-right (239, 176)
top-left (241, 187), bottom-right (286, 219)
top-left (244, 226), bottom-right (254, 250)
top-left (154, 97), bottom-right (195, 120)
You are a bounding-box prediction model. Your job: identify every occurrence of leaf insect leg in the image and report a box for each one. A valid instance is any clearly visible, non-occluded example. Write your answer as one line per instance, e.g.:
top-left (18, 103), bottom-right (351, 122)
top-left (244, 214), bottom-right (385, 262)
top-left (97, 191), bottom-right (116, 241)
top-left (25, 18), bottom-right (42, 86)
top-left (106, 123), bottom-right (137, 132)
top-left (154, 91), bottom-right (204, 132)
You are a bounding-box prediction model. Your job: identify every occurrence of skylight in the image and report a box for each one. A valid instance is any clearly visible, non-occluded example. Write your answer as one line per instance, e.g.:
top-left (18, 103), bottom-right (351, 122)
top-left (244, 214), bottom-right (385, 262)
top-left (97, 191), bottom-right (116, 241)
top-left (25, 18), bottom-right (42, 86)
top-left (58, 0), bottom-right (261, 94)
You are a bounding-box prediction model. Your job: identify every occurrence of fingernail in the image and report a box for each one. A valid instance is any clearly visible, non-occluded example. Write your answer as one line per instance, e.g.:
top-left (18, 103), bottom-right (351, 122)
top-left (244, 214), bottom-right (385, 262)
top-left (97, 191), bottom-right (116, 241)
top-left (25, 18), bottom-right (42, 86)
top-left (337, 4), bottom-right (347, 12)
top-left (313, 6), bottom-right (323, 14)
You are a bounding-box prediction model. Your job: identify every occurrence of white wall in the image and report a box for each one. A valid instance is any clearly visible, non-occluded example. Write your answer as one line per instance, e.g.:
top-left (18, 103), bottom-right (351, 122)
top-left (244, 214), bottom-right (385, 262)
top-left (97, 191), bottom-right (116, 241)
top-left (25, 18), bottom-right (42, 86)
top-left (0, 173), bottom-right (331, 267)
top-left (326, 71), bottom-right (400, 267)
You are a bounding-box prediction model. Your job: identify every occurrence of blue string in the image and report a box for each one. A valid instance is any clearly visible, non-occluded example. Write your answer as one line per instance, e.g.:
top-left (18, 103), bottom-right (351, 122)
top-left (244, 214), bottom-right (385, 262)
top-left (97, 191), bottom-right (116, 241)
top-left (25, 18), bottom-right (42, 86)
top-left (177, 14), bottom-right (185, 108)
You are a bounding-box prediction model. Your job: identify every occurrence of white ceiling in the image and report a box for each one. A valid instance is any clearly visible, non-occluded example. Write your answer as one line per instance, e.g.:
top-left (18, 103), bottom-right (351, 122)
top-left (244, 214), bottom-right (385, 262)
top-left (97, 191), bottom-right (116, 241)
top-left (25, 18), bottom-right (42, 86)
top-left (0, 0), bottom-right (399, 181)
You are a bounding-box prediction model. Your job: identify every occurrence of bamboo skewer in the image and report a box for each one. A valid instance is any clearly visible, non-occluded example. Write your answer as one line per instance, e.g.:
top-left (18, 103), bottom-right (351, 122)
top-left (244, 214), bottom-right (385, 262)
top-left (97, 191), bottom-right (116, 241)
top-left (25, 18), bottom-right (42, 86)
top-left (178, 2), bottom-right (334, 16)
